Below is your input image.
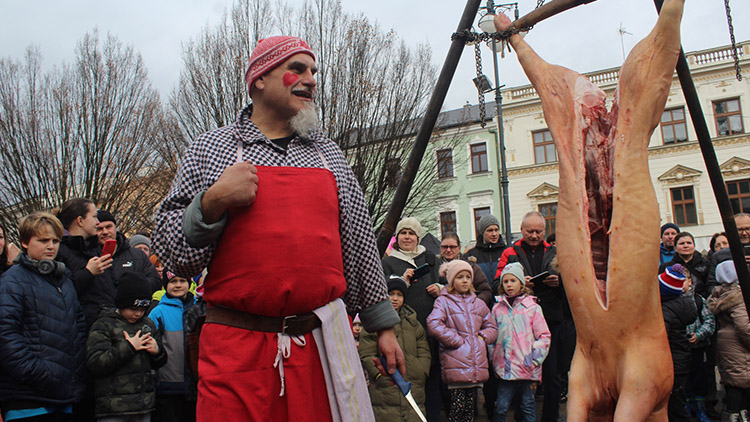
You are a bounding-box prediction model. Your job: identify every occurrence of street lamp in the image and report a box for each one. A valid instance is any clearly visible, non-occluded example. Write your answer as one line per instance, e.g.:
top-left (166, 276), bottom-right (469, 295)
top-left (476, 1), bottom-right (517, 246)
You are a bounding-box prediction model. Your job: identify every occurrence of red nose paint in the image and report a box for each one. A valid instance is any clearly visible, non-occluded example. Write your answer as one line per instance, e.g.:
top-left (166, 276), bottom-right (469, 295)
top-left (283, 72), bottom-right (299, 87)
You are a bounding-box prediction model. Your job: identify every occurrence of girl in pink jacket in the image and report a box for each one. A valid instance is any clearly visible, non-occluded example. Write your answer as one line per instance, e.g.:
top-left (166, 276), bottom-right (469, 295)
top-left (490, 262), bottom-right (551, 422)
top-left (427, 260), bottom-right (497, 422)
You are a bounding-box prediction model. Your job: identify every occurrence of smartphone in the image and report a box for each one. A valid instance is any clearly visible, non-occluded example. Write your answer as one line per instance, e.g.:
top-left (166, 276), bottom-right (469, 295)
top-left (528, 271), bottom-right (551, 286)
top-left (412, 264), bottom-right (430, 280)
top-left (744, 244), bottom-right (750, 256)
top-left (101, 239), bottom-right (117, 257)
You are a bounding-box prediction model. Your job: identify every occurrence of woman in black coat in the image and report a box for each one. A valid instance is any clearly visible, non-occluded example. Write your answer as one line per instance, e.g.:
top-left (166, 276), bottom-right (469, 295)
top-left (381, 217), bottom-right (443, 421)
top-left (56, 198), bottom-right (114, 329)
top-left (659, 232), bottom-right (710, 298)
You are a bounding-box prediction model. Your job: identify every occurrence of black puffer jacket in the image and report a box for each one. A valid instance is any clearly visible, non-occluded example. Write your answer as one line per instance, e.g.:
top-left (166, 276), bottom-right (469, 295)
top-left (57, 234), bottom-right (116, 329)
top-left (659, 252), bottom-right (710, 298)
top-left (661, 294), bottom-right (699, 375)
top-left (86, 309), bottom-right (167, 417)
top-left (0, 254), bottom-right (87, 406)
top-left (109, 232), bottom-right (161, 293)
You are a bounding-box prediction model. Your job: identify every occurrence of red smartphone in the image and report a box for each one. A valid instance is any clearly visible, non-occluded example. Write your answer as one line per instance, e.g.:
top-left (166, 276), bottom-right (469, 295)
top-left (101, 239), bottom-right (117, 257)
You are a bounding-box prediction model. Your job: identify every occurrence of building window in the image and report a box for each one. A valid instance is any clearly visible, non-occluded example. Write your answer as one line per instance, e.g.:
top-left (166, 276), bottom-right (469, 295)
top-left (470, 143), bottom-right (488, 173)
top-left (538, 203), bottom-right (558, 235)
top-left (727, 178), bottom-right (750, 214)
top-left (660, 107), bottom-right (688, 144)
top-left (440, 211), bottom-right (457, 237)
top-left (671, 186), bottom-right (698, 226)
top-left (385, 157), bottom-right (401, 188)
top-left (473, 207), bottom-right (491, 238)
top-left (437, 149), bottom-right (454, 179)
top-left (533, 129), bottom-right (557, 164)
top-left (714, 98), bottom-right (744, 136)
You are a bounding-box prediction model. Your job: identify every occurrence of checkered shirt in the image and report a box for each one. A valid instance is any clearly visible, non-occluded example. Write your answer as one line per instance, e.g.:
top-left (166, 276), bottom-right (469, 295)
top-left (152, 104), bottom-right (389, 314)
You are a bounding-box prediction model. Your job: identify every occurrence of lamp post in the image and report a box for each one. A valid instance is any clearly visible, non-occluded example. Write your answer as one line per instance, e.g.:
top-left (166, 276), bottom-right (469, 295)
top-left (477, 1), bottom-right (517, 245)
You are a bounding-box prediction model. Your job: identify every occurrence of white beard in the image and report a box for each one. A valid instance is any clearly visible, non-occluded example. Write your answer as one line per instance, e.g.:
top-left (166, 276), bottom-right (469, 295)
top-left (289, 102), bottom-right (321, 139)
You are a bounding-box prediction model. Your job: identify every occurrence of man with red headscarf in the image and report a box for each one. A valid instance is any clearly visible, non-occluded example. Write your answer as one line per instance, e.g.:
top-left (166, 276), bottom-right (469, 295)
top-left (153, 36), bottom-right (404, 421)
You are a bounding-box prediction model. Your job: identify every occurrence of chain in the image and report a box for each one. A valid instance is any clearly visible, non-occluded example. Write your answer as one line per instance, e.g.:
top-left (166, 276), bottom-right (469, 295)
top-left (452, 28), bottom-right (524, 45)
top-left (724, 0), bottom-right (742, 81)
top-left (474, 44), bottom-right (487, 128)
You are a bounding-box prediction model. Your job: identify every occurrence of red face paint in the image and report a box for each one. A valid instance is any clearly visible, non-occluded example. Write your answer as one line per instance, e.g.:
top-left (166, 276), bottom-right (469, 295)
top-left (283, 72), bottom-right (299, 87)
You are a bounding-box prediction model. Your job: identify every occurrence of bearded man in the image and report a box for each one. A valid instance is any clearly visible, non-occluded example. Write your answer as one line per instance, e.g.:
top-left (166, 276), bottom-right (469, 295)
top-left (153, 36), bottom-right (403, 422)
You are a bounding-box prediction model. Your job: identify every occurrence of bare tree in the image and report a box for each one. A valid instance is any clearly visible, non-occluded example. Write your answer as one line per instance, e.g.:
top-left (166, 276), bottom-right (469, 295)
top-left (0, 30), bottom-right (165, 236)
top-left (169, 0), bottom-right (273, 142)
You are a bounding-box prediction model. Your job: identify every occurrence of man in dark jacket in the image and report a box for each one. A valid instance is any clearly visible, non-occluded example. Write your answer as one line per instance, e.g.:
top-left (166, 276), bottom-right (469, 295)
top-left (658, 264), bottom-right (699, 421)
top-left (97, 210), bottom-right (161, 293)
top-left (464, 214), bottom-right (506, 284)
top-left (660, 222), bottom-right (680, 267)
top-left (0, 212), bottom-right (87, 420)
top-left (493, 211), bottom-right (563, 422)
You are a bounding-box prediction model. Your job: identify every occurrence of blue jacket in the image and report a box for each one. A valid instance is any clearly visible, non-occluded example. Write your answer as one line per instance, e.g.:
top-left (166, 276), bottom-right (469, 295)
top-left (148, 294), bottom-right (196, 396)
top-left (0, 255), bottom-right (87, 406)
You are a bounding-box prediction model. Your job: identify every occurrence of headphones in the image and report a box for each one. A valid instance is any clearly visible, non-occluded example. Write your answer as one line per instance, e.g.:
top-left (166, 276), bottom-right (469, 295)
top-left (28, 258), bottom-right (66, 277)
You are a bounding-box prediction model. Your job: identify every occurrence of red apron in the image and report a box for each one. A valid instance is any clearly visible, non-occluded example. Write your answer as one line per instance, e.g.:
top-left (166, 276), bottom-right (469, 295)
top-left (197, 165), bottom-right (347, 421)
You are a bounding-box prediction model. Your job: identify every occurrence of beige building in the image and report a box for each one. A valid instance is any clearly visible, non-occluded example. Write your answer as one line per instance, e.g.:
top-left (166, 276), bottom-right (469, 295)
top-left (425, 40), bottom-right (749, 252)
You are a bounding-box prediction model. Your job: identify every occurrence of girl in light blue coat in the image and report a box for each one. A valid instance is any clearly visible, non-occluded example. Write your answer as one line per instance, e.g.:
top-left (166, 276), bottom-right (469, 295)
top-left (490, 262), bottom-right (550, 422)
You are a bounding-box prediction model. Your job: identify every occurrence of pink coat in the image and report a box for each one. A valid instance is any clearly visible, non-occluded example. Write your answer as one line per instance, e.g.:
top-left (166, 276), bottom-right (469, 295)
top-left (491, 294), bottom-right (551, 381)
top-left (427, 289), bottom-right (498, 385)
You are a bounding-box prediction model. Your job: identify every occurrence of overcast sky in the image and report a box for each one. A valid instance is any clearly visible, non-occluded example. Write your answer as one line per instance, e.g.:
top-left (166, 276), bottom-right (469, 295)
top-left (1, 0), bottom-right (747, 111)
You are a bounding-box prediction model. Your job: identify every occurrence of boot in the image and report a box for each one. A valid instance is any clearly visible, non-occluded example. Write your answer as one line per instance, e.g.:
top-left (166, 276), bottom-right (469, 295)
top-left (739, 409), bottom-right (749, 422)
top-left (687, 396), bottom-right (694, 417)
top-left (693, 397), bottom-right (712, 422)
top-left (722, 411), bottom-right (741, 422)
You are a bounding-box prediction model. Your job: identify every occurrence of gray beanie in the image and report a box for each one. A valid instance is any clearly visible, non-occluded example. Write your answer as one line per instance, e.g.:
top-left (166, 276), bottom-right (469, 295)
top-left (129, 234), bottom-right (151, 249)
top-left (715, 261), bottom-right (738, 285)
top-left (478, 214), bottom-right (501, 237)
top-left (500, 262), bottom-right (526, 286)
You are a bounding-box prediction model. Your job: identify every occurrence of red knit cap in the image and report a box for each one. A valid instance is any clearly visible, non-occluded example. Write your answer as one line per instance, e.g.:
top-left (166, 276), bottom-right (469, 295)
top-left (245, 36), bottom-right (315, 90)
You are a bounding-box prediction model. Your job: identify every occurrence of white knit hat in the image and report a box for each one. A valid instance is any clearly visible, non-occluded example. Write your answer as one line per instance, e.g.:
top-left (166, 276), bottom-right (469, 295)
top-left (500, 262), bottom-right (526, 286)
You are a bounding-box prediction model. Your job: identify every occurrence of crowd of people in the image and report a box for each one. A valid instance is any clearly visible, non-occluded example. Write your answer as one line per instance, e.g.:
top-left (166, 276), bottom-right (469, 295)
top-left (0, 29), bottom-right (749, 422)
top-left (359, 212), bottom-right (750, 422)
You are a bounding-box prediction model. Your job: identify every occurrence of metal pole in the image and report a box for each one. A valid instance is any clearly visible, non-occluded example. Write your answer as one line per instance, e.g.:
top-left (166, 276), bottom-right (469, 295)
top-left (375, 0), bottom-right (483, 256)
top-left (489, 35), bottom-right (512, 245)
top-left (653, 0), bottom-right (750, 312)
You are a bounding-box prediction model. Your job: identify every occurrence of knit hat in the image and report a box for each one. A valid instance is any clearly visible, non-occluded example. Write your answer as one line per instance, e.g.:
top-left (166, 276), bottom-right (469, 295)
top-left (395, 217), bottom-right (423, 240)
top-left (245, 36), bottom-right (315, 90)
top-left (478, 214), bottom-right (501, 237)
top-left (658, 264), bottom-right (686, 297)
top-left (439, 260), bottom-right (473, 288)
top-left (162, 268), bottom-right (178, 289)
top-left (715, 261), bottom-right (738, 285)
top-left (660, 223), bottom-right (680, 236)
top-left (387, 275), bottom-right (408, 295)
top-left (115, 272), bottom-right (152, 309)
top-left (353, 313), bottom-right (361, 324)
top-left (500, 262), bottom-right (526, 286)
top-left (129, 234), bottom-right (151, 250)
top-left (97, 210), bottom-right (116, 225)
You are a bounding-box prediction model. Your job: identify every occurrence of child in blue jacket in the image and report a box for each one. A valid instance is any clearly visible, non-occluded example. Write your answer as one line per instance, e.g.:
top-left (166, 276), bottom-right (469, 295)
top-left (148, 269), bottom-right (197, 422)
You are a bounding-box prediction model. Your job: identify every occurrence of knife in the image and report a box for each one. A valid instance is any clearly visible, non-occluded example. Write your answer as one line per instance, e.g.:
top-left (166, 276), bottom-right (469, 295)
top-left (379, 356), bottom-right (427, 422)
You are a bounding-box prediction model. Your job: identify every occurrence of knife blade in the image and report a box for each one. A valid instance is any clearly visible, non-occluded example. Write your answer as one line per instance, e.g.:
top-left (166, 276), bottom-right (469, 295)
top-left (379, 356), bottom-right (427, 422)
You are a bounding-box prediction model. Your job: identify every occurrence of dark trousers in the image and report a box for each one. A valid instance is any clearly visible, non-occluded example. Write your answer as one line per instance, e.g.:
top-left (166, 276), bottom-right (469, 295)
top-left (668, 374), bottom-right (691, 421)
top-left (493, 380), bottom-right (536, 422)
top-left (152, 395), bottom-right (196, 422)
top-left (540, 321), bottom-right (562, 422)
top-left (426, 363), bottom-right (444, 422)
top-left (725, 385), bottom-right (750, 413)
top-left (448, 387), bottom-right (478, 422)
top-left (686, 347), bottom-right (714, 397)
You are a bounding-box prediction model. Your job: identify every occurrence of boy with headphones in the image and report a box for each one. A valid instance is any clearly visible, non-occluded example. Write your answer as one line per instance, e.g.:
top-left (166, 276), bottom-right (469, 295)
top-left (0, 212), bottom-right (87, 421)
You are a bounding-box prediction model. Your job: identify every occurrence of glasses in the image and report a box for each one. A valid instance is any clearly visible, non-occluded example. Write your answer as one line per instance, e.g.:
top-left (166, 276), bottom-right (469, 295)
top-left (738, 227), bottom-right (750, 233)
top-left (440, 245), bottom-right (459, 249)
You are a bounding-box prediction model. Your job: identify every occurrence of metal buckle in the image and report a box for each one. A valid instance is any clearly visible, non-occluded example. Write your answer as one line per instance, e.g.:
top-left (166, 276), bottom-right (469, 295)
top-left (281, 315), bottom-right (297, 335)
